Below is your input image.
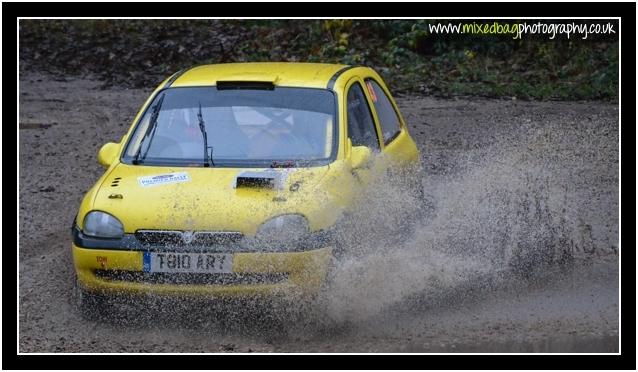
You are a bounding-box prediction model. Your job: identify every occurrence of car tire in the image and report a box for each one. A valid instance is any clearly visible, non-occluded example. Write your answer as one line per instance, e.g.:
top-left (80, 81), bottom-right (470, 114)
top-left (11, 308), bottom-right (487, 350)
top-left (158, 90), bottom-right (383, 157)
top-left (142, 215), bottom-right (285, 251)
top-left (74, 280), bottom-right (107, 321)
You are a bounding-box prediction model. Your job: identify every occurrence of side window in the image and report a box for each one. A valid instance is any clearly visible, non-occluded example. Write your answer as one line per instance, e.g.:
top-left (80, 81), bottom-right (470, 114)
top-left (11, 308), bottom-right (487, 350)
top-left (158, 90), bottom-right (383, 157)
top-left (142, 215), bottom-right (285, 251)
top-left (365, 79), bottom-right (402, 144)
top-left (346, 82), bottom-right (380, 149)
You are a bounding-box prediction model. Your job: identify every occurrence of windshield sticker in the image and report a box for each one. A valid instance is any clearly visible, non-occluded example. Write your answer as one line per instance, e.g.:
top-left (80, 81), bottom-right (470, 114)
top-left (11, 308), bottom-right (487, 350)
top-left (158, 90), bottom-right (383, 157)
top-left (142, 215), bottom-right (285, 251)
top-left (138, 172), bottom-right (190, 187)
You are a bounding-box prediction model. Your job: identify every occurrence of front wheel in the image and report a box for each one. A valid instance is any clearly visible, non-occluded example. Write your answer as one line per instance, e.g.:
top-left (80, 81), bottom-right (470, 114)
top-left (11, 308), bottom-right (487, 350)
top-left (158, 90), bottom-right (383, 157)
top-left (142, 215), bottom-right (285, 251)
top-left (74, 280), bottom-right (108, 320)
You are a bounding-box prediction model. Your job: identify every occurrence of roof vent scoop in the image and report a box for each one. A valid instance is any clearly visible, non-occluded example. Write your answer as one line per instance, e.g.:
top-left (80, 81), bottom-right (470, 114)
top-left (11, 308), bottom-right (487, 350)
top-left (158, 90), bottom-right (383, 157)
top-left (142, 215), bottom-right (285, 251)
top-left (216, 81), bottom-right (275, 90)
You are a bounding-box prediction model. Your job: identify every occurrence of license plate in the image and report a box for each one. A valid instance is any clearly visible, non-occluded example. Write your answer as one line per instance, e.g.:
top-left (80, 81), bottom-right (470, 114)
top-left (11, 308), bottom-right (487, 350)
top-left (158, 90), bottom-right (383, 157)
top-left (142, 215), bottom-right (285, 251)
top-left (143, 252), bottom-right (233, 273)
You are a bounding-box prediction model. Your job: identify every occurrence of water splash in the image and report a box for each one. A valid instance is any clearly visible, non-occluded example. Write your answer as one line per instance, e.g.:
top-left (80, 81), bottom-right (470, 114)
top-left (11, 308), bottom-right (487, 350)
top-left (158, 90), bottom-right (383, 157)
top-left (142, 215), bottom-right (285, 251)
top-left (318, 121), bottom-right (617, 325)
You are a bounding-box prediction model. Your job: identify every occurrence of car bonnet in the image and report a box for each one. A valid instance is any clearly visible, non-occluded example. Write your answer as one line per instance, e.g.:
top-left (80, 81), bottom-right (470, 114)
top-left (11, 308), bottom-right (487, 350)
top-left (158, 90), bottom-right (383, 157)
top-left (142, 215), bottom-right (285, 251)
top-left (90, 163), bottom-right (332, 234)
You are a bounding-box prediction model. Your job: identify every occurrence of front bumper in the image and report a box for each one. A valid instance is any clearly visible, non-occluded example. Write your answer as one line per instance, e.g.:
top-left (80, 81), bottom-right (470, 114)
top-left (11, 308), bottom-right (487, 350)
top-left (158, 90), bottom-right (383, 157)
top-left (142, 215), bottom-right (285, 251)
top-left (72, 244), bottom-right (333, 298)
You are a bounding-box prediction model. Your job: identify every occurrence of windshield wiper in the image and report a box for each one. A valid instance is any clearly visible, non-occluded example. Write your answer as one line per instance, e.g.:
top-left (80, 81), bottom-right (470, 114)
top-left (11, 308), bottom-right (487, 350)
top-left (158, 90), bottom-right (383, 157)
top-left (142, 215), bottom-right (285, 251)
top-left (197, 102), bottom-right (214, 167)
top-left (133, 93), bottom-right (165, 164)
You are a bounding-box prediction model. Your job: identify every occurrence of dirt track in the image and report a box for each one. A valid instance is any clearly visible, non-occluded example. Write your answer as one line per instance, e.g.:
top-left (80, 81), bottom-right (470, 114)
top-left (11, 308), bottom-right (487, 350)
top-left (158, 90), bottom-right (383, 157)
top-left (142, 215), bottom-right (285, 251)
top-left (18, 73), bottom-right (619, 353)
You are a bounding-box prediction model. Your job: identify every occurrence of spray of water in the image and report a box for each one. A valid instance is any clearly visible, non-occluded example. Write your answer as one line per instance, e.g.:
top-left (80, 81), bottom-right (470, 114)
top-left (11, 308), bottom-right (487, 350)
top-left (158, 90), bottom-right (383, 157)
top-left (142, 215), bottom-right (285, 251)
top-left (315, 119), bottom-right (617, 326)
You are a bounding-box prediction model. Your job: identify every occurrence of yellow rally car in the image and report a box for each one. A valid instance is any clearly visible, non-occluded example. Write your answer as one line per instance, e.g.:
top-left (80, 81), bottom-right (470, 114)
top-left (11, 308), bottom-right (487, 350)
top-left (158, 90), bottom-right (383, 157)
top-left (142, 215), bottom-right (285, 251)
top-left (72, 62), bottom-right (421, 314)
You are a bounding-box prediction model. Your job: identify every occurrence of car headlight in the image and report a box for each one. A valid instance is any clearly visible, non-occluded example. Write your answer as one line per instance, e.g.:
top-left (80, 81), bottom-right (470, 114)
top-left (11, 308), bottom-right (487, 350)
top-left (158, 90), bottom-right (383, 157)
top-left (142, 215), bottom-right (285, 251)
top-left (256, 214), bottom-right (309, 244)
top-left (83, 211), bottom-right (124, 238)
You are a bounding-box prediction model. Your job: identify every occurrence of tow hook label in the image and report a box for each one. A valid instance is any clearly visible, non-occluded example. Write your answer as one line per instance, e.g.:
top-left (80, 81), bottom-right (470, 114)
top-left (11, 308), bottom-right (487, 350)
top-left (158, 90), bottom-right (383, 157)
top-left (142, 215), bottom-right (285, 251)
top-left (96, 256), bottom-right (108, 269)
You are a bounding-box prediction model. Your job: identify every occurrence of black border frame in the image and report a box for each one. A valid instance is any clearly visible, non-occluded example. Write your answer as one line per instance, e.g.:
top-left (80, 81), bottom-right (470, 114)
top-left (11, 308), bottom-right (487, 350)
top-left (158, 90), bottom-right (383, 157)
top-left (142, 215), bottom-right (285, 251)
top-left (7, 2), bottom-right (635, 370)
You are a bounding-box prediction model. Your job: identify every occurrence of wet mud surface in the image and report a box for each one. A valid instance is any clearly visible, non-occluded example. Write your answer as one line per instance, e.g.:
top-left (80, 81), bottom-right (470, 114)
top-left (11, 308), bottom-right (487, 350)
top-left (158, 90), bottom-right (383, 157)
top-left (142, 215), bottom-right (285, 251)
top-left (19, 73), bottom-right (619, 353)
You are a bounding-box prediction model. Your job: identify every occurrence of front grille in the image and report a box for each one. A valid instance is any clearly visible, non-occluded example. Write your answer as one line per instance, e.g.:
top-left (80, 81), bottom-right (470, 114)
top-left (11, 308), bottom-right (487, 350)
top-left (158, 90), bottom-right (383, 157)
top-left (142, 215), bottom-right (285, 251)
top-left (135, 231), bottom-right (183, 245)
top-left (94, 270), bottom-right (289, 285)
top-left (135, 230), bottom-right (244, 246)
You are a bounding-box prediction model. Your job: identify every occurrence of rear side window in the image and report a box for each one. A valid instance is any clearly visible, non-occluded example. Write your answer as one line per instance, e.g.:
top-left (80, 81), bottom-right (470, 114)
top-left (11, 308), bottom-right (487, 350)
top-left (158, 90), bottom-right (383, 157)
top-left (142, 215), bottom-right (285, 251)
top-left (347, 82), bottom-right (380, 149)
top-left (365, 79), bottom-right (402, 144)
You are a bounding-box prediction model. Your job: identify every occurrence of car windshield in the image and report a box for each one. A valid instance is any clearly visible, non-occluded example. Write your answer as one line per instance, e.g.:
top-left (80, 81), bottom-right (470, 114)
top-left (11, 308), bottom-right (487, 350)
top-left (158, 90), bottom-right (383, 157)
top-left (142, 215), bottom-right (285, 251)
top-left (123, 86), bottom-right (337, 167)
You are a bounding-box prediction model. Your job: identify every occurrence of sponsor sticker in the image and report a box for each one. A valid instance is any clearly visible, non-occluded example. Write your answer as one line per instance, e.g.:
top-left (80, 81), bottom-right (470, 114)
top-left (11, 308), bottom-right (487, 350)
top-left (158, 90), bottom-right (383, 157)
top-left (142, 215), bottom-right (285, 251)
top-left (366, 81), bottom-right (378, 103)
top-left (138, 172), bottom-right (190, 187)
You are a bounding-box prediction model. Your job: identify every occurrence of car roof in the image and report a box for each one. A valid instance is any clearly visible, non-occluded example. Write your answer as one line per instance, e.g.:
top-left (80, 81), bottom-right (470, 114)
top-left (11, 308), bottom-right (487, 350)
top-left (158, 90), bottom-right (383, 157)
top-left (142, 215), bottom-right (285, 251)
top-left (171, 62), bottom-right (351, 89)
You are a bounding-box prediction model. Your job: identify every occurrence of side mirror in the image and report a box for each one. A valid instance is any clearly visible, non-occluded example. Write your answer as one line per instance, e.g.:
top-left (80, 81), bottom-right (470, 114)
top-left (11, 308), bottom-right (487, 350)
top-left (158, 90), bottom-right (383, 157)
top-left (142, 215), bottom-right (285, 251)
top-left (97, 142), bottom-right (120, 168)
top-left (350, 145), bottom-right (372, 170)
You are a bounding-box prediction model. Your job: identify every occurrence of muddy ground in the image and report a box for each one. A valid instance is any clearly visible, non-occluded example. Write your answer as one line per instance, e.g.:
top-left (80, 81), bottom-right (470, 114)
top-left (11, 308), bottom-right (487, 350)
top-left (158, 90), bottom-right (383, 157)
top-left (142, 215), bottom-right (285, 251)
top-left (18, 73), bottom-right (619, 353)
